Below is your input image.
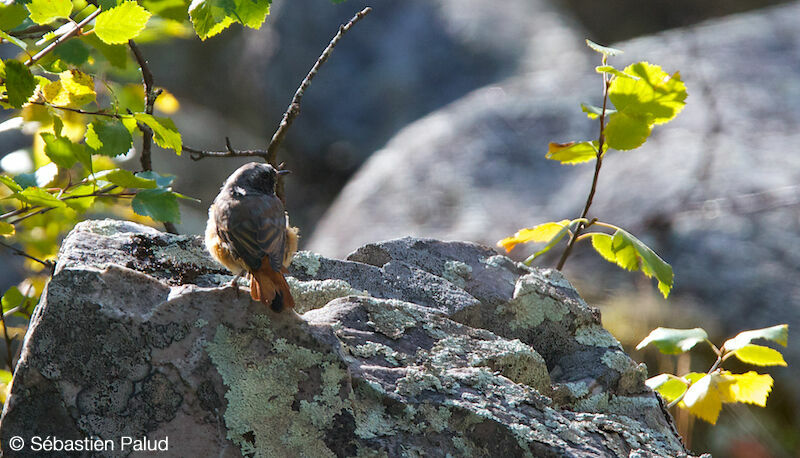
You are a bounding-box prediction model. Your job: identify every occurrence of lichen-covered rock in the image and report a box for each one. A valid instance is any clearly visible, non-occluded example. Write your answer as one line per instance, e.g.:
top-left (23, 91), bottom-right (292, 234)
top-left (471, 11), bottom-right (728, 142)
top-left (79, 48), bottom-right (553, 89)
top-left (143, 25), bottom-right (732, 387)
top-left (0, 220), bottom-right (692, 457)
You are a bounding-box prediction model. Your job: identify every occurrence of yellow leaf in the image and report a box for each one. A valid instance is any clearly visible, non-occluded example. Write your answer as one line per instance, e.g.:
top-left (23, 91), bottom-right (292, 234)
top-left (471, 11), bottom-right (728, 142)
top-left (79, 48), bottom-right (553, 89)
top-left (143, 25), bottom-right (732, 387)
top-left (727, 371), bottom-right (773, 407)
top-left (681, 373), bottom-right (734, 425)
top-left (42, 70), bottom-right (96, 108)
top-left (0, 369), bottom-right (12, 404)
top-left (497, 220), bottom-right (571, 252)
top-left (733, 344), bottom-right (787, 367)
top-left (155, 91), bottom-right (180, 114)
top-left (0, 222), bottom-right (14, 236)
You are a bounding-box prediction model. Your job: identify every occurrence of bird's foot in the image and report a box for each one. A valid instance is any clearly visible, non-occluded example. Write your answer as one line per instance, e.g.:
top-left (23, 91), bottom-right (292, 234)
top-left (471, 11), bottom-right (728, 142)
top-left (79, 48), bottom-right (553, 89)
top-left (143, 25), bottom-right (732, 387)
top-left (227, 273), bottom-right (244, 298)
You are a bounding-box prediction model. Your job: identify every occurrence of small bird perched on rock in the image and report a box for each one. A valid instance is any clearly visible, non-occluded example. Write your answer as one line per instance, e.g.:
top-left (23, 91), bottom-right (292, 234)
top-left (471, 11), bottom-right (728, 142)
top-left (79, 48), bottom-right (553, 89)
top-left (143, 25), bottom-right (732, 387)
top-left (205, 162), bottom-right (299, 312)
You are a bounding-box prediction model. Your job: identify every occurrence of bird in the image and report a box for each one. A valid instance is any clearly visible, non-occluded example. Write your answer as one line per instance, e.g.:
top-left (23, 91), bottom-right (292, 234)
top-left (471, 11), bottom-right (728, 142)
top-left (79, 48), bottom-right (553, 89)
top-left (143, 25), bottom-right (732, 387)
top-left (205, 162), bottom-right (299, 312)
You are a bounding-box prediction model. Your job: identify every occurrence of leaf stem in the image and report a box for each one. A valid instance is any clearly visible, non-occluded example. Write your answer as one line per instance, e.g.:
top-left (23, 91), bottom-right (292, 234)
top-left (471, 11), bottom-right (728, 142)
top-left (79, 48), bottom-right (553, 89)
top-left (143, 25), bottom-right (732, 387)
top-left (556, 69), bottom-right (611, 270)
top-left (0, 240), bottom-right (55, 272)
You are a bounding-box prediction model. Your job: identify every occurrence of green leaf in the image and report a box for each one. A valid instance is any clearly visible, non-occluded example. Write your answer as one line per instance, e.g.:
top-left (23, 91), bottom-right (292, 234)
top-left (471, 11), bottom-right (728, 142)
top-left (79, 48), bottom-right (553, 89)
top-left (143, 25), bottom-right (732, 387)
top-left (646, 374), bottom-right (687, 403)
top-left (132, 188), bottom-right (180, 223)
top-left (2, 61), bottom-right (36, 108)
top-left (585, 39), bottom-right (623, 56)
top-left (546, 141), bottom-right (599, 164)
top-left (94, 1), bottom-right (152, 44)
top-left (133, 113), bottom-right (182, 153)
top-left (61, 184), bottom-right (97, 211)
top-left (1, 286), bottom-right (24, 313)
top-left (189, 0), bottom-right (270, 40)
top-left (0, 221), bottom-right (15, 236)
top-left (81, 34), bottom-right (129, 69)
top-left (42, 70), bottom-right (96, 108)
top-left (41, 132), bottom-right (84, 169)
top-left (604, 111), bottom-right (652, 151)
top-left (636, 327), bottom-right (708, 354)
top-left (608, 62), bottom-right (687, 125)
top-left (135, 170), bottom-right (175, 188)
top-left (0, 3), bottom-right (30, 30)
top-left (0, 31), bottom-right (28, 51)
top-left (93, 168), bottom-right (157, 189)
top-left (580, 104), bottom-right (616, 120)
top-left (53, 40), bottom-right (90, 66)
top-left (142, 0), bottom-right (192, 22)
top-left (596, 65), bottom-right (638, 80)
top-left (590, 228), bottom-right (674, 297)
top-left (13, 187), bottom-right (67, 208)
top-left (26, 0), bottom-right (73, 24)
top-left (732, 344), bottom-right (787, 367)
top-left (85, 119), bottom-right (133, 157)
top-left (723, 324), bottom-right (788, 351)
top-left (0, 175), bottom-right (23, 193)
top-left (498, 219), bottom-right (572, 252)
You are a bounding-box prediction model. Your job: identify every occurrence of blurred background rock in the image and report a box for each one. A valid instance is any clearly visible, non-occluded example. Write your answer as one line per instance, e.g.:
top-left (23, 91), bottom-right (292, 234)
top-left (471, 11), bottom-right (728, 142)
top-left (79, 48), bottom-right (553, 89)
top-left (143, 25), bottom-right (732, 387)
top-left (0, 0), bottom-right (797, 455)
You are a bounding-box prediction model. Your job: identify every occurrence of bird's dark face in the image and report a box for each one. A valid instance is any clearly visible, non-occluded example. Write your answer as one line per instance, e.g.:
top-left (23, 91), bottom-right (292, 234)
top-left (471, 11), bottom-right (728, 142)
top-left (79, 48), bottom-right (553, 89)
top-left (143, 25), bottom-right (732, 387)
top-left (225, 162), bottom-right (289, 196)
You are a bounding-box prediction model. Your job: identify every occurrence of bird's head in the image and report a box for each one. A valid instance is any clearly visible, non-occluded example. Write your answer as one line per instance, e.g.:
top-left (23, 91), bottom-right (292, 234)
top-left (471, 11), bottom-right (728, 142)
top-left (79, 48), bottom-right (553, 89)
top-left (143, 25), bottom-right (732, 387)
top-left (226, 162), bottom-right (290, 195)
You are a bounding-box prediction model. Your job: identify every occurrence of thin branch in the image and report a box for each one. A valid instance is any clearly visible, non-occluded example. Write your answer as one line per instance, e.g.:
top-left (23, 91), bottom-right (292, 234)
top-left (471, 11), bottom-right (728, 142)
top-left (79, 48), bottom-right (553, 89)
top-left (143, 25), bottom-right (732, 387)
top-left (128, 40), bottom-right (156, 172)
top-left (0, 240), bottom-right (54, 272)
top-left (556, 70), bottom-right (611, 270)
top-left (28, 101), bottom-right (122, 118)
top-left (128, 40), bottom-right (177, 234)
top-left (24, 9), bottom-right (102, 67)
top-left (184, 138), bottom-right (269, 162)
top-left (265, 6), bottom-right (373, 166)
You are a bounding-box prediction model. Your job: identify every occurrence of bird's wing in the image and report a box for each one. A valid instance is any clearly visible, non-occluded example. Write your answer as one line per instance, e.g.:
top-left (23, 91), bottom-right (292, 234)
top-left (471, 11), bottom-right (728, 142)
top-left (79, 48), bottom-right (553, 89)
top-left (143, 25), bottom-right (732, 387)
top-left (217, 193), bottom-right (286, 272)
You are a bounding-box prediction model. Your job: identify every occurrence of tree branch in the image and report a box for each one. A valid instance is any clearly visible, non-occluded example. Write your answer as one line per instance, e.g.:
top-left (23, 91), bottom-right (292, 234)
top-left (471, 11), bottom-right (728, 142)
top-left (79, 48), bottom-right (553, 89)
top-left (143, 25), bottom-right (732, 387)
top-left (183, 138), bottom-right (269, 161)
top-left (128, 40), bottom-right (177, 234)
top-left (265, 6), bottom-right (372, 165)
top-left (0, 240), bottom-right (55, 273)
top-left (24, 9), bottom-right (102, 67)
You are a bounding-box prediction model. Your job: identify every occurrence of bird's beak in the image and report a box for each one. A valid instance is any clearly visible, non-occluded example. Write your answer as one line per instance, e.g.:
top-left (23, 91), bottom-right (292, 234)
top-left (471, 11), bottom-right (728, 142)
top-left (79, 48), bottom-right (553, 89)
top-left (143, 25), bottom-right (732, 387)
top-left (277, 169), bottom-right (291, 176)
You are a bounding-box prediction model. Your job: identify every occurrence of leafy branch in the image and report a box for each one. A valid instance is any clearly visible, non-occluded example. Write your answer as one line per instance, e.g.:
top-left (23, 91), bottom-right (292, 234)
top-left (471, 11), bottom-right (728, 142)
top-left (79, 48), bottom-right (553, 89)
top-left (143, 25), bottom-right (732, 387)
top-left (497, 40), bottom-right (686, 298)
top-left (639, 325), bottom-right (788, 424)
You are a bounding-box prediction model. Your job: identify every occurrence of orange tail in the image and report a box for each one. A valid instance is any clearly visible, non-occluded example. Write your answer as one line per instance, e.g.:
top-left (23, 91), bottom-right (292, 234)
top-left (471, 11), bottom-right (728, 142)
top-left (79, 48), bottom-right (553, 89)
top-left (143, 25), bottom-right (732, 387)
top-left (249, 263), bottom-right (295, 312)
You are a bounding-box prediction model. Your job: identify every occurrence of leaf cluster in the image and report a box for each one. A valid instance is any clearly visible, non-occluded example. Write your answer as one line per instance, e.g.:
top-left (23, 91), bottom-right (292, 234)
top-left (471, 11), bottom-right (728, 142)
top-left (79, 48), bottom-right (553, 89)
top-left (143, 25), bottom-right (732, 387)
top-left (639, 324), bottom-right (788, 424)
top-left (498, 40), bottom-right (686, 298)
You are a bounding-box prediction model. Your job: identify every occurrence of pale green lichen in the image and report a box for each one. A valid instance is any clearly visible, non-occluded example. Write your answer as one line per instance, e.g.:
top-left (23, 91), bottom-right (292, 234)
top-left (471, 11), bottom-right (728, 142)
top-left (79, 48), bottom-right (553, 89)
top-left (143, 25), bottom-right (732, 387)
top-left (292, 250), bottom-right (322, 276)
top-left (539, 269), bottom-right (573, 289)
top-left (350, 341), bottom-right (407, 367)
top-left (193, 318), bottom-right (208, 328)
top-left (361, 298), bottom-right (428, 339)
top-left (574, 324), bottom-right (621, 348)
top-left (451, 436), bottom-right (477, 456)
top-left (154, 239), bottom-right (220, 270)
top-left (601, 350), bottom-right (634, 373)
top-left (607, 395), bottom-right (660, 419)
top-left (396, 367), bottom-right (446, 397)
top-left (573, 392), bottom-right (609, 412)
top-left (497, 274), bottom-right (569, 331)
top-left (470, 339), bottom-right (550, 392)
top-left (481, 255), bottom-right (510, 270)
top-left (561, 381), bottom-right (589, 398)
top-left (205, 315), bottom-right (348, 458)
top-left (288, 277), bottom-right (369, 313)
top-left (442, 260), bottom-right (472, 288)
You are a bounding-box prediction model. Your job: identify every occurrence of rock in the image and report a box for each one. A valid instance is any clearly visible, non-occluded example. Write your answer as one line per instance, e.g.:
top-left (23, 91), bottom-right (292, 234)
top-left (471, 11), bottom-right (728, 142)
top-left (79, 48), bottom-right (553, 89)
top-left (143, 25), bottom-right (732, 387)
top-left (0, 220), bottom-right (691, 457)
top-left (307, 2), bottom-right (800, 384)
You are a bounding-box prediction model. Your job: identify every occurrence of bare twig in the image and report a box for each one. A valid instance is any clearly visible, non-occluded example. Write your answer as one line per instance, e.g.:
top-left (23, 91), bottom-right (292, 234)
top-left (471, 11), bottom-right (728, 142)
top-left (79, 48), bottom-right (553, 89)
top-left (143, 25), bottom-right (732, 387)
top-left (24, 9), bottom-right (102, 67)
top-left (556, 71), bottom-right (611, 270)
top-left (183, 138), bottom-right (269, 162)
top-left (266, 6), bottom-right (373, 166)
top-left (0, 240), bottom-right (54, 272)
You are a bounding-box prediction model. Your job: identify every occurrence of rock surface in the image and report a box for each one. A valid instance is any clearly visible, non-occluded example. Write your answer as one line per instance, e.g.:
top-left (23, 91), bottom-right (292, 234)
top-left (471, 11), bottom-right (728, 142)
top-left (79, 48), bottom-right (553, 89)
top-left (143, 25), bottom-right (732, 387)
top-left (0, 220), bottom-right (690, 457)
top-left (307, 2), bottom-right (800, 384)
